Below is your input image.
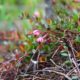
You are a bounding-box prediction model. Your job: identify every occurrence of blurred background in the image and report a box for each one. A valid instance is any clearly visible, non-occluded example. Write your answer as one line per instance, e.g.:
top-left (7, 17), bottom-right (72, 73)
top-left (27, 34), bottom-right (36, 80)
top-left (0, 0), bottom-right (43, 31)
top-left (0, 0), bottom-right (80, 31)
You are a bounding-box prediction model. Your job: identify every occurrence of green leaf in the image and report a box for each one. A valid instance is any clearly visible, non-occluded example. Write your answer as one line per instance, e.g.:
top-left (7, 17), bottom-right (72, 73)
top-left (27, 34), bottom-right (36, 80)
top-left (73, 9), bottom-right (78, 21)
top-left (60, 50), bottom-right (68, 57)
top-left (60, 53), bottom-right (68, 57)
top-left (75, 35), bottom-right (80, 44)
top-left (72, 76), bottom-right (78, 80)
top-left (64, 60), bottom-right (72, 66)
top-left (23, 56), bottom-right (31, 63)
top-left (77, 26), bottom-right (80, 32)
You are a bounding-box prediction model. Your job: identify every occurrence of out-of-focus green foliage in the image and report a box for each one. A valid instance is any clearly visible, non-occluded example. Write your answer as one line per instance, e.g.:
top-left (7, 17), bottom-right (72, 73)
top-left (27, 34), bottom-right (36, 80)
top-left (0, 0), bottom-right (42, 20)
top-left (0, 0), bottom-right (42, 30)
top-left (0, 0), bottom-right (42, 31)
top-left (0, 0), bottom-right (80, 32)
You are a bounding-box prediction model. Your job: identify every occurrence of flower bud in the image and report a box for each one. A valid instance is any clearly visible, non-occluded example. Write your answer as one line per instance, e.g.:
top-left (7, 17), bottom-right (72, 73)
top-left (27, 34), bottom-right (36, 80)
top-left (33, 30), bottom-right (40, 36)
top-left (37, 37), bottom-right (44, 43)
top-left (34, 11), bottom-right (40, 18)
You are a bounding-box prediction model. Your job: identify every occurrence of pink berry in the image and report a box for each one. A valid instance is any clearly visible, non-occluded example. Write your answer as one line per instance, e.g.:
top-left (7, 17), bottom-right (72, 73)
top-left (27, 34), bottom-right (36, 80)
top-left (33, 30), bottom-right (40, 36)
top-left (37, 37), bottom-right (44, 43)
top-left (34, 11), bottom-right (40, 18)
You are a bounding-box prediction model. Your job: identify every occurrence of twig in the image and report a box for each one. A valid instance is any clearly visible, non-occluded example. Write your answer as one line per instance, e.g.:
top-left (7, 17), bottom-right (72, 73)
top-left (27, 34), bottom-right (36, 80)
top-left (50, 59), bottom-right (65, 71)
top-left (51, 45), bottom-right (62, 58)
top-left (33, 69), bottom-right (72, 80)
top-left (63, 38), bottom-right (80, 78)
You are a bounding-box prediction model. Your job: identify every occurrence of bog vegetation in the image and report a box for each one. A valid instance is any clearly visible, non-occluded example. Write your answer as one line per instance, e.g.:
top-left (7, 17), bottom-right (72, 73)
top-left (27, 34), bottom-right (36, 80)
top-left (0, 0), bottom-right (80, 80)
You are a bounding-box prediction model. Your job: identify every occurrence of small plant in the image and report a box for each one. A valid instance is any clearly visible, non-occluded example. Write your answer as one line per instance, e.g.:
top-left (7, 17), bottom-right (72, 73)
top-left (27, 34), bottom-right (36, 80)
top-left (0, 0), bottom-right (80, 80)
